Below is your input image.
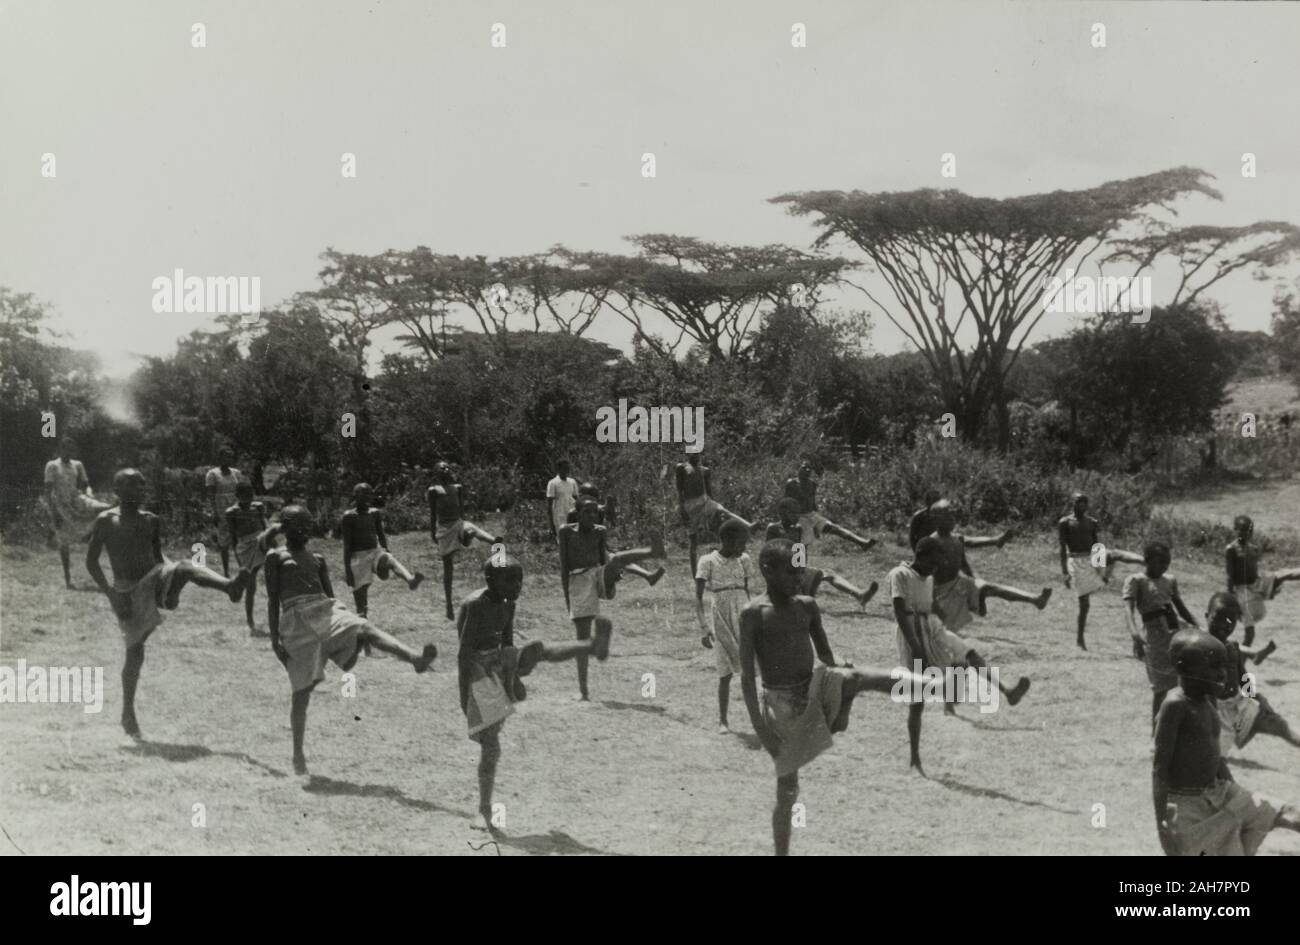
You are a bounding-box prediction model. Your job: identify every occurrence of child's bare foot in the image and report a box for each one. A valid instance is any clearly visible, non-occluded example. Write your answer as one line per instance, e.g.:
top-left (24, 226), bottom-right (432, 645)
top-left (121, 713), bottom-right (141, 738)
top-left (408, 571), bottom-right (426, 592)
top-left (474, 810), bottom-right (503, 835)
top-left (646, 566), bottom-right (665, 587)
top-left (1005, 677), bottom-right (1031, 706)
top-left (1076, 636), bottom-right (1087, 651)
top-left (293, 754), bottom-right (308, 775)
top-left (909, 758), bottom-right (927, 778)
top-left (1036, 588), bottom-right (1052, 610)
top-left (445, 606), bottom-right (455, 621)
top-left (717, 722), bottom-right (730, 735)
top-left (517, 640), bottom-right (544, 677)
top-left (1254, 640), bottom-right (1278, 664)
top-left (856, 581), bottom-right (879, 609)
top-left (413, 643), bottom-right (438, 673)
top-left (648, 533), bottom-right (666, 560)
top-left (226, 570), bottom-right (250, 604)
top-left (249, 625), bottom-right (270, 639)
top-left (592, 617), bottom-right (613, 661)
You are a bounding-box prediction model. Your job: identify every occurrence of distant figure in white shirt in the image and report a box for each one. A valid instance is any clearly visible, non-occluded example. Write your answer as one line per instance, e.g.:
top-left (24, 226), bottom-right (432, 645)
top-left (545, 458), bottom-right (579, 542)
top-left (204, 446), bottom-right (244, 576)
top-left (44, 435), bottom-right (109, 588)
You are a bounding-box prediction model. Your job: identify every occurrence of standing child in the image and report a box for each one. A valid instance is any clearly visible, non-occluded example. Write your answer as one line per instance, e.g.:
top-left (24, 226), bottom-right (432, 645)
top-left (204, 446), bottom-right (243, 577)
top-left (265, 505), bottom-right (438, 774)
top-left (44, 435), bottom-right (110, 588)
top-left (764, 498), bottom-right (877, 608)
top-left (1154, 631), bottom-right (1300, 855)
top-left (696, 519), bottom-right (759, 734)
top-left (558, 498), bottom-right (665, 701)
top-left (889, 536), bottom-right (1031, 775)
top-left (458, 554), bottom-right (614, 833)
top-left (545, 459), bottom-right (579, 543)
top-left (927, 500), bottom-right (1050, 632)
top-left (566, 481), bottom-right (663, 587)
top-left (227, 482), bottom-right (270, 635)
top-left (1058, 492), bottom-right (1143, 650)
top-left (85, 468), bottom-right (251, 738)
top-left (739, 538), bottom-right (927, 856)
top-left (1124, 541), bottom-right (1200, 724)
top-left (1204, 592), bottom-right (1293, 754)
top-left (675, 451), bottom-right (757, 580)
top-left (340, 482), bottom-right (425, 618)
top-left (783, 461), bottom-right (876, 550)
top-left (428, 462), bottom-right (499, 620)
top-left (1225, 515), bottom-right (1300, 646)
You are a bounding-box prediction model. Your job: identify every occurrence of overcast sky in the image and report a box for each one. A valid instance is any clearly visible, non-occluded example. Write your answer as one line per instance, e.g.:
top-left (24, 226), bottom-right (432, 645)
top-left (3, 0), bottom-right (1298, 377)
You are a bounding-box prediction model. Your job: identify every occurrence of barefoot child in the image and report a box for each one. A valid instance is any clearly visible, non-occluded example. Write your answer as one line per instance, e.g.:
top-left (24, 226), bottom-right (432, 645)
top-left (428, 462), bottom-right (498, 620)
top-left (1225, 515), bottom-right (1300, 646)
top-left (558, 498), bottom-right (664, 701)
top-left (227, 482), bottom-right (269, 635)
top-left (696, 519), bottom-right (758, 734)
top-left (341, 482), bottom-right (424, 618)
top-left (266, 505), bottom-right (437, 774)
top-left (1154, 631), bottom-right (1300, 855)
top-left (85, 468), bottom-right (251, 737)
top-left (765, 498), bottom-right (877, 608)
top-left (1205, 592), bottom-right (1295, 754)
top-left (889, 536), bottom-right (1031, 775)
top-left (566, 482), bottom-right (663, 587)
top-left (675, 451), bottom-right (757, 579)
top-left (739, 538), bottom-right (927, 856)
top-left (783, 461), bottom-right (876, 551)
top-left (1125, 541), bottom-right (1200, 724)
top-left (927, 500), bottom-right (1050, 632)
top-left (458, 554), bottom-right (614, 832)
top-left (1058, 492), bottom-right (1143, 650)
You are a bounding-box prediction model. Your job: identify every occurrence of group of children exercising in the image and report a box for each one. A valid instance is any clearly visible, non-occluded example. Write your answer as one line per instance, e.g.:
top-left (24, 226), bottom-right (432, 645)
top-left (74, 450), bottom-right (1300, 855)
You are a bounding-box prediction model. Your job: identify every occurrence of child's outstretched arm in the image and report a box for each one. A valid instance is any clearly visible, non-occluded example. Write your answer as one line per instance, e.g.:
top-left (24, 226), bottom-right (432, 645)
top-left (739, 610), bottom-right (778, 757)
top-left (1151, 698), bottom-right (1184, 854)
top-left (806, 600), bottom-right (837, 667)
top-left (265, 555), bottom-right (285, 663)
top-left (1126, 600), bottom-right (1145, 654)
top-left (1172, 588), bottom-right (1199, 629)
top-left (695, 577), bottom-right (709, 637)
top-left (893, 597), bottom-right (925, 665)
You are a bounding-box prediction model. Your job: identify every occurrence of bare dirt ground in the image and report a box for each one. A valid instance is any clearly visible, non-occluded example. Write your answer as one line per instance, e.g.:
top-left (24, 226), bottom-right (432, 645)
top-left (3, 503), bottom-right (1299, 856)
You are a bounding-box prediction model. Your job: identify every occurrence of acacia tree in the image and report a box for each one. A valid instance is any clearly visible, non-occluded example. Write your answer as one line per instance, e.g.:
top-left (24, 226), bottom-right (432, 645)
top-left (1105, 221), bottom-right (1300, 307)
top-left (590, 235), bottom-right (852, 362)
top-left (771, 167), bottom-right (1235, 449)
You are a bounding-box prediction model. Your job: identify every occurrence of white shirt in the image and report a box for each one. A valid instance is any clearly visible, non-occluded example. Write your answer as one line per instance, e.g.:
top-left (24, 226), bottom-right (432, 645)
top-left (205, 466), bottom-right (243, 509)
top-left (888, 561), bottom-right (933, 615)
top-left (546, 475), bottom-right (579, 528)
top-left (695, 549), bottom-right (757, 592)
top-left (44, 458), bottom-right (88, 508)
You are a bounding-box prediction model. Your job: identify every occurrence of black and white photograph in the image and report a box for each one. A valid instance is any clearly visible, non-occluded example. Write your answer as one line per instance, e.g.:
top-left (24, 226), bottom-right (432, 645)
top-left (3, 0), bottom-right (1300, 887)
